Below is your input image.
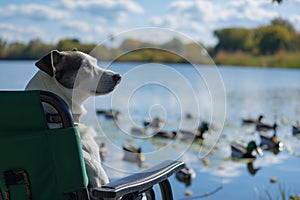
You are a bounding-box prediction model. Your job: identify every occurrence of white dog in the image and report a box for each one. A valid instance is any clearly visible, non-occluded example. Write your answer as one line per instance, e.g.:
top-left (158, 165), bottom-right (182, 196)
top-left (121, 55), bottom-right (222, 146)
top-left (26, 49), bottom-right (121, 191)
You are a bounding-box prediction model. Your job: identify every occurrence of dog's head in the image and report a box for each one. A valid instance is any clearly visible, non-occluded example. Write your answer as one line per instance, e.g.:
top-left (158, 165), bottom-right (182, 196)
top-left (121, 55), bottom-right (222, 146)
top-left (35, 49), bottom-right (121, 96)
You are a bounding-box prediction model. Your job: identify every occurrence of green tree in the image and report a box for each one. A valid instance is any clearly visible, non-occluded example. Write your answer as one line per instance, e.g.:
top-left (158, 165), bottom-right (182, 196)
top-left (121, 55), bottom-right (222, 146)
top-left (292, 33), bottom-right (300, 51)
top-left (5, 42), bottom-right (26, 59)
top-left (119, 39), bottom-right (142, 52)
top-left (24, 39), bottom-right (55, 59)
top-left (161, 38), bottom-right (183, 52)
top-left (255, 25), bottom-right (293, 54)
top-left (0, 38), bottom-right (7, 58)
top-left (77, 43), bottom-right (96, 53)
top-left (56, 38), bottom-right (81, 51)
top-left (214, 28), bottom-right (254, 52)
top-left (271, 17), bottom-right (296, 33)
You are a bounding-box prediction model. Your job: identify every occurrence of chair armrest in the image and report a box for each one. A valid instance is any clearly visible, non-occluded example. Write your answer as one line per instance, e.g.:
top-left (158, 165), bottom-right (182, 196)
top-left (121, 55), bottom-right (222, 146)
top-left (92, 160), bottom-right (185, 199)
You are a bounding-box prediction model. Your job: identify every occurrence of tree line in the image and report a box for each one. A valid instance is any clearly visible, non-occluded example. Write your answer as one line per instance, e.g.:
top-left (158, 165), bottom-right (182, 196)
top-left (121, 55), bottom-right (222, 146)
top-left (0, 18), bottom-right (299, 66)
top-left (213, 18), bottom-right (300, 55)
top-left (0, 37), bottom-right (208, 63)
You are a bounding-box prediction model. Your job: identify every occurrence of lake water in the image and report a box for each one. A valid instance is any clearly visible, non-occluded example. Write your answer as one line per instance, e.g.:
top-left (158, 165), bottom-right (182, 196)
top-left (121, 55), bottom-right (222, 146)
top-left (0, 60), bottom-right (300, 199)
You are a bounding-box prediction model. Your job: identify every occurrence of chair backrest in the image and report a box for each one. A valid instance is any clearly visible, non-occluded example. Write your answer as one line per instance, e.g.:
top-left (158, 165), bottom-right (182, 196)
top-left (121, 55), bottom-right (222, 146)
top-left (0, 90), bottom-right (88, 200)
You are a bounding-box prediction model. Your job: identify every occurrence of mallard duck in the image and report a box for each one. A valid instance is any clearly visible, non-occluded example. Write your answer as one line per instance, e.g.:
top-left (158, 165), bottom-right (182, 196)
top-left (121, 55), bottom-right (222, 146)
top-left (256, 122), bottom-right (277, 132)
top-left (152, 130), bottom-right (177, 139)
top-left (292, 121), bottom-right (300, 136)
top-left (242, 115), bottom-right (264, 125)
top-left (259, 132), bottom-right (283, 154)
top-left (178, 121), bottom-right (209, 141)
top-left (231, 141), bottom-right (263, 159)
top-left (131, 126), bottom-right (146, 136)
top-left (143, 117), bottom-right (164, 129)
top-left (178, 130), bottom-right (202, 141)
top-left (122, 144), bottom-right (145, 164)
top-left (96, 109), bottom-right (120, 121)
top-left (175, 166), bottom-right (196, 186)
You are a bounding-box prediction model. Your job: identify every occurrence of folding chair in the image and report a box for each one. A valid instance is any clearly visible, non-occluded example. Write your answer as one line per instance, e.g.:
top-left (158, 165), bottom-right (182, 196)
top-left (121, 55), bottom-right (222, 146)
top-left (0, 90), bottom-right (184, 200)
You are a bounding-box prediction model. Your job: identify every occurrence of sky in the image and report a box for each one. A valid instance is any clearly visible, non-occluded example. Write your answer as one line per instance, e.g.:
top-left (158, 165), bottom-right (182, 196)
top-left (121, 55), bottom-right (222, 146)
top-left (1, 0), bottom-right (300, 46)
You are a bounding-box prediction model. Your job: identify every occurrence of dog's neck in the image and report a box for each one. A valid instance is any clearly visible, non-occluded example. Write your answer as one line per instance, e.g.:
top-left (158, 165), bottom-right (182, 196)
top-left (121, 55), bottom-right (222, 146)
top-left (26, 71), bottom-right (88, 117)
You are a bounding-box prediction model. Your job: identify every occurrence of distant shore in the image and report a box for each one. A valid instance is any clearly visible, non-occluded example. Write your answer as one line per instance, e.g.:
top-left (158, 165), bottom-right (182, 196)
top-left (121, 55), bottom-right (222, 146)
top-left (1, 49), bottom-right (300, 69)
top-left (213, 50), bottom-right (300, 69)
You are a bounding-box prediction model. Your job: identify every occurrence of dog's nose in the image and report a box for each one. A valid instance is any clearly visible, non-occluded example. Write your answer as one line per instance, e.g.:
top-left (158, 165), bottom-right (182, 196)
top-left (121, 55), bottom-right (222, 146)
top-left (113, 74), bottom-right (121, 82)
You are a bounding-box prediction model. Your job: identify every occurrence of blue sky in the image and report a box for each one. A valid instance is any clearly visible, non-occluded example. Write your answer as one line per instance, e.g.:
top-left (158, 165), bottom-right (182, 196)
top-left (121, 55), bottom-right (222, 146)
top-left (1, 0), bottom-right (300, 46)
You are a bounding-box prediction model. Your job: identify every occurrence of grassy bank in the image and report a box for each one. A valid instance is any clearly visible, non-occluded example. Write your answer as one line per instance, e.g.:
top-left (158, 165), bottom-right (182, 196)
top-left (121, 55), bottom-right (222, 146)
top-left (115, 49), bottom-right (300, 68)
top-left (213, 50), bottom-right (300, 68)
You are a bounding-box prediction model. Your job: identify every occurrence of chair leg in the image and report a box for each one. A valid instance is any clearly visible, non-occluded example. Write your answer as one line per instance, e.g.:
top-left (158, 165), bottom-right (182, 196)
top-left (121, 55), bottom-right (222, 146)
top-left (145, 188), bottom-right (155, 200)
top-left (159, 180), bottom-right (173, 200)
top-left (69, 188), bottom-right (90, 200)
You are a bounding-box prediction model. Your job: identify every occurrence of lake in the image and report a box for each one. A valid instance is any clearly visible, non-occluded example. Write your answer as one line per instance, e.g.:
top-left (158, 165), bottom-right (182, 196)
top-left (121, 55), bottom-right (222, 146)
top-left (0, 60), bottom-right (300, 199)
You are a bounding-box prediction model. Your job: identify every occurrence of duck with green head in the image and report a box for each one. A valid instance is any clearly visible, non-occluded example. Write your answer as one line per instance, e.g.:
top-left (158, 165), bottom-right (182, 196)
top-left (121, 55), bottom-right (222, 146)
top-left (231, 141), bottom-right (263, 159)
top-left (259, 132), bottom-right (283, 154)
top-left (178, 121), bottom-right (209, 143)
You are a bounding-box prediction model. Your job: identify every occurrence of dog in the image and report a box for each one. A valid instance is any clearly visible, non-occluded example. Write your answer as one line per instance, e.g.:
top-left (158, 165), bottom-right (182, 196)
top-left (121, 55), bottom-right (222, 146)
top-left (25, 49), bottom-right (121, 192)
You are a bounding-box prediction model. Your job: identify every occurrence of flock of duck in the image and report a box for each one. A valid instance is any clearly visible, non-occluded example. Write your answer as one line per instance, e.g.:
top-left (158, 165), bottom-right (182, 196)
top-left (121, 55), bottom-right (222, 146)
top-left (234, 114), bottom-right (283, 159)
top-left (96, 109), bottom-right (209, 185)
top-left (96, 110), bottom-right (299, 186)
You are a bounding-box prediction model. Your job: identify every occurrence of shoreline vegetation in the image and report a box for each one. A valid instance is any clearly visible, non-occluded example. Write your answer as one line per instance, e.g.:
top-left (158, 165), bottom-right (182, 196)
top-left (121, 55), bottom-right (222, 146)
top-left (1, 18), bottom-right (299, 68)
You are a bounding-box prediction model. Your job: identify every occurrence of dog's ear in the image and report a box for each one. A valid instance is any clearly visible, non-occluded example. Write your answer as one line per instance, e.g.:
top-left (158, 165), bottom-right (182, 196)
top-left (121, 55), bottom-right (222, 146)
top-left (72, 48), bottom-right (78, 51)
top-left (35, 50), bottom-right (62, 77)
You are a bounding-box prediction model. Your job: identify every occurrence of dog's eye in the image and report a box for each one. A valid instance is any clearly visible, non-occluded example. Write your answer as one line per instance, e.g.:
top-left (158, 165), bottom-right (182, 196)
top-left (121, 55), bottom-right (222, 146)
top-left (80, 61), bottom-right (90, 69)
top-left (80, 62), bottom-right (86, 67)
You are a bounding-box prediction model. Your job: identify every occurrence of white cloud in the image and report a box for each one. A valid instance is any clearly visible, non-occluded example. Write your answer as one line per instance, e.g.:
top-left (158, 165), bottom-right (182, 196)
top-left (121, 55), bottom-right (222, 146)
top-left (151, 15), bottom-right (179, 29)
top-left (0, 4), bottom-right (69, 21)
top-left (62, 21), bottom-right (92, 33)
top-left (200, 161), bottom-right (243, 178)
top-left (170, 1), bottom-right (217, 23)
top-left (167, 0), bottom-right (278, 24)
top-left (289, 15), bottom-right (300, 31)
top-left (0, 24), bottom-right (43, 42)
top-left (60, 0), bottom-right (143, 23)
top-left (226, 0), bottom-right (278, 22)
top-left (1, 0), bottom-right (299, 46)
top-left (149, 0), bottom-right (281, 45)
top-left (109, 28), bottom-right (178, 45)
top-left (255, 153), bottom-right (289, 167)
top-left (62, 0), bottom-right (143, 13)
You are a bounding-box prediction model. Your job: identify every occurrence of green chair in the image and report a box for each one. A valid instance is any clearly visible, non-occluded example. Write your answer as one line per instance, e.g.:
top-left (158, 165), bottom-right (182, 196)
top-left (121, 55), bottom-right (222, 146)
top-left (0, 90), bottom-right (184, 200)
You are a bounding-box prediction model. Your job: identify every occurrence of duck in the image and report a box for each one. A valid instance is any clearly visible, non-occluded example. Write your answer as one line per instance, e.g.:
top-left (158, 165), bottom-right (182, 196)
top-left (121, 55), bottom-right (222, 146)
top-left (152, 130), bottom-right (177, 139)
top-left (143, 117), bottom-right (164, 129)
top-left (96, 109), bottom-right (120, 121)
top-left (122, 144), bottom-right (145, 165)
top-left (259, 131), bottom-right (283, 154)
top-left (185, 112), bottom-right (193, 119)
top-left (256, 122), bottom-right (277, 132)
top-left (242, 115), bottom-right (264, 125)
top-left (185, 112), bottom-right (198, 120)
top-left (231, 141), bottom-right (263, 159)
top-left (292, 121), bottom-right (300, 136)
top-left (178, 121), bottom-right (209, 142)
top-left (131, 126), bottom-right (146, 136)
top-left (175, 166), bottom-right (196, 186)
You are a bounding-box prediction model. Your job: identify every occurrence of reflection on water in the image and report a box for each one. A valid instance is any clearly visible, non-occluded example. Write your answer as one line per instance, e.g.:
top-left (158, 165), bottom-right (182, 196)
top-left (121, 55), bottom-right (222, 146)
top-left (88, 63), bottom-right (300, 199)
top-left (247, 161), bottom-right (261, 175)
top-left (1, 61), bottom-right (300, 199)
